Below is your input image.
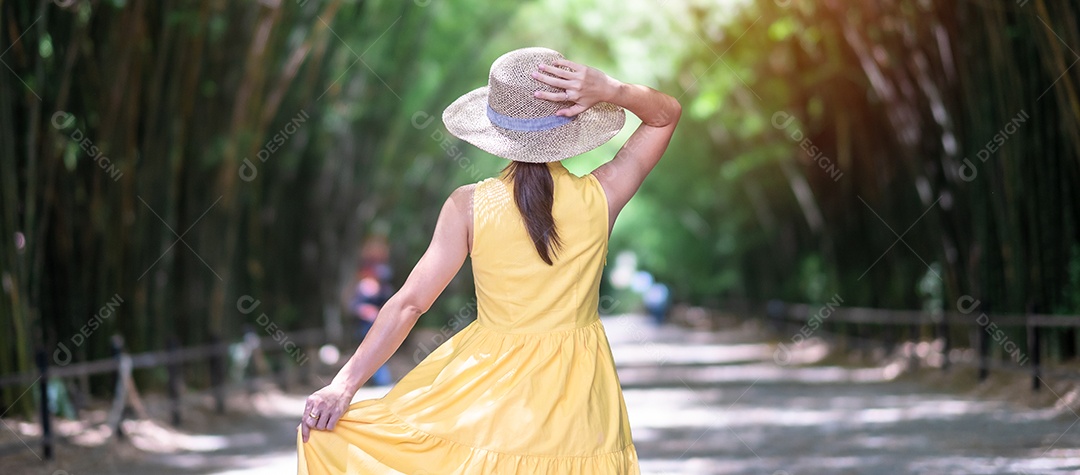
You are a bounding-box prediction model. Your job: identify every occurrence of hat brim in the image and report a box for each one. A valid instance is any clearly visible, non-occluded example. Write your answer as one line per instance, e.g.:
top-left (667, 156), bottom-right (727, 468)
top-left (442, 87), bottom-right (626, 163)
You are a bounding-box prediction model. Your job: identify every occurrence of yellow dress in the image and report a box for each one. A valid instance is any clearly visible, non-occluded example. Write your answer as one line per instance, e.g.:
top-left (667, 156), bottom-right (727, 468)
top-left (297, 161), bottom-right (639, 474)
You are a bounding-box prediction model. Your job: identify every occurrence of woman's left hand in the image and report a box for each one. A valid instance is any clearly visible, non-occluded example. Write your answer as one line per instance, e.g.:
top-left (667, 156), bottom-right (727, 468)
top-left (300, 382), bottom-right (355, 442)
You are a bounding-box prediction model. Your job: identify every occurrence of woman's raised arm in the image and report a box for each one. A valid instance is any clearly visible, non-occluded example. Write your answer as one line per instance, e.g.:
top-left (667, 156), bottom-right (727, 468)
top-left (531, 59), bottom-right (681, 231)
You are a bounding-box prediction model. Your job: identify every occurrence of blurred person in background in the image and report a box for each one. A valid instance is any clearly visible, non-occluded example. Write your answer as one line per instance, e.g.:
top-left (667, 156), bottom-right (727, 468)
top-left (346, 236), bottom-right (394, 386)
top-left (643, 281), bottom-right (670, 326)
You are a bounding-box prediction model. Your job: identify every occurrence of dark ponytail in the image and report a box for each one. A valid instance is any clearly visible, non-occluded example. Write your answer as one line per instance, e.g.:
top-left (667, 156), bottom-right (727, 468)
top-left (503, 161), bottom-right (561, 265)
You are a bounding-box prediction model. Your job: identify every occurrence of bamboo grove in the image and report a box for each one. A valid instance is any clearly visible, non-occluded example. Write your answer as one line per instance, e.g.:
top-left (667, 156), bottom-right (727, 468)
top-left (2, 0), bottom-right (1080, 413)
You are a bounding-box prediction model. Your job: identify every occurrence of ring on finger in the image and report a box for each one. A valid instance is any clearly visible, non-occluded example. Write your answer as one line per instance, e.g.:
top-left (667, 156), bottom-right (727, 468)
top-left (563, 91), bottom-right (570, 101)
top-left (309, 411), bottom-right (320, 419)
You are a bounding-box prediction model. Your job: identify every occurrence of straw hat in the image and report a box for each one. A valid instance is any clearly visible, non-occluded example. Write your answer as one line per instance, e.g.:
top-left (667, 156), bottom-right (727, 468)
top-left (442, 47), bottom-right (626, 163)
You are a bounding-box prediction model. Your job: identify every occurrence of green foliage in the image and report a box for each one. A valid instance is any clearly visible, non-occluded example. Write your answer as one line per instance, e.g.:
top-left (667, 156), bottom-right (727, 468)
top-left (2, 0), bottom-right (1080, 408)
top-left (798, 254), bottom-right (827, 303)
top-left (542, 0), bottom-right (1080, 317)
top-left (1057, 245), bottom-right (1080, 314)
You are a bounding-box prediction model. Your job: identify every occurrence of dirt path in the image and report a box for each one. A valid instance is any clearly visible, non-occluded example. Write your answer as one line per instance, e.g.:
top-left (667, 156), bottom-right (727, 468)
top-left (610, 315), bottom-right (1080, 474)
top-left (3, 315), bottom-right (1078, 474)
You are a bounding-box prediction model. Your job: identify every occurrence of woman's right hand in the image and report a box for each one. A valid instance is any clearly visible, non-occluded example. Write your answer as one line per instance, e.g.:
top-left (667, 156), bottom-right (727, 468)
top-left (531, 59), bottom-right (623, 118)
top-left (300, 381), bottom-right (356, 443)
top-left (542, 62), bottom-right (679, 233)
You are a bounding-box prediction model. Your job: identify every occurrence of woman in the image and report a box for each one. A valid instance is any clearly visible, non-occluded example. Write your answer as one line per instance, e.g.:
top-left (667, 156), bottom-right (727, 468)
top-left (298, 47), bottom-right (680, 474)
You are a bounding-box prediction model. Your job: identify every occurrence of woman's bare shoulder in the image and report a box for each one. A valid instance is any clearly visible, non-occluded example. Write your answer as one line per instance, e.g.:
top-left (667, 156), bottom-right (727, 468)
top-left (449, 183), bottom-right (476, 206)
top-left (447, 184), bottom-right (477, 252)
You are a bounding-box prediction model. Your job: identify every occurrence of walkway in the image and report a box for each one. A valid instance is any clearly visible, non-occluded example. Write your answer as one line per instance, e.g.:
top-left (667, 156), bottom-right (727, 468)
top-left (3, 315), bottom-right (1077, 474)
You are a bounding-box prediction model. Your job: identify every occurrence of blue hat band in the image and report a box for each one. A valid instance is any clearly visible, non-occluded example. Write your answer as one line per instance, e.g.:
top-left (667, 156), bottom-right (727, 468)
top-left (486, 105), bottom-right (573, 132)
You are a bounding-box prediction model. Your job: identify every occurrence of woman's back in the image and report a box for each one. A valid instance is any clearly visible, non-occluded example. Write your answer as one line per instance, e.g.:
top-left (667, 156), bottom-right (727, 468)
top-left (471, 161), bottom-right (609, 334)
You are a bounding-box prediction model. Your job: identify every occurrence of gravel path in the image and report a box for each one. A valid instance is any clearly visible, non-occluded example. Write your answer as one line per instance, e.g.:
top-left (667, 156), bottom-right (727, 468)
top-left (3, 315), bottom-right (1077, 474)
top-left (607, 315), bottom-right (1080, 475)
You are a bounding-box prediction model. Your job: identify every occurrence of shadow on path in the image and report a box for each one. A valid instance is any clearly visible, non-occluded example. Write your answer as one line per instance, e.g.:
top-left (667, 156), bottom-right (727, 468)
top-left (3, 315), bottom-right (1078, 474)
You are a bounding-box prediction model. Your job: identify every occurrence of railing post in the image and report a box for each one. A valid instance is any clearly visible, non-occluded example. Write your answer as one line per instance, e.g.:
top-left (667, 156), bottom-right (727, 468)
top-left (1027, 313), bottom-right (1041, 392)
top-left (908, 321), bottom-right (920, 369)
top-left (1064, 327), bottom-right (1077, 361)
top-left (209, 334), bottom-right (226, 414)
top-left (883, 313), bottom-right (896, 356)
top-left (110, 335), bottom-right (127, 440)
top-left (278, 352), bottom-right (291, 391)
top-left (976, 303), bottom-right (990, 382)
top-left (167, 337), bottom-right (182, 426)
top-left (835, 322), bottom-right (848, 354)
top-left (766, 300), bottom-right (784, 334)
top-left (35, 347), bottom-right (54, 461)
top-left (937, 314), bottom-right (950, 371)
top-left (244, 329), bottom-right (264, 395)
